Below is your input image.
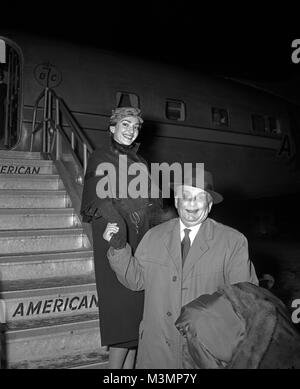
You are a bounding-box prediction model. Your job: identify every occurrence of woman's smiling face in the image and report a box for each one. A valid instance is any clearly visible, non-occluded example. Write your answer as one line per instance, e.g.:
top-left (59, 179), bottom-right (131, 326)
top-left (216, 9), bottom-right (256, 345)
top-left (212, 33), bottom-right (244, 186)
top-left (110, 116), bottom-right (140, 146)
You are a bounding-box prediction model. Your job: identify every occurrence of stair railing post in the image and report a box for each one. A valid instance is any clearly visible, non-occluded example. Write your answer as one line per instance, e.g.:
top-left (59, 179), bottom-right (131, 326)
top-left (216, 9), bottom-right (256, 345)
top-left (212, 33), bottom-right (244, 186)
top-left (47, 89), bottom-right (52, 153)
top-left (55, 97), bottom-right (62, 161)
top-left (30, 103), bottom-right (38, 152)
top-left (83, 143), bottom-right (87, 175)
top-left (71, 131), bottom-right (75, 150)
top-left (30, 88), bottom-right (45, 152)
top-left (42, 88), bottom-right (49, 153)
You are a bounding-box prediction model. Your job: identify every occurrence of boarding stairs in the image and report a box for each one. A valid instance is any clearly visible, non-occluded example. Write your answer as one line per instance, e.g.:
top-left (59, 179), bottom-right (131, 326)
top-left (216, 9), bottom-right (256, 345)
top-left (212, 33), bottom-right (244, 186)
top-left (0, 89), bottom-right (109, 368)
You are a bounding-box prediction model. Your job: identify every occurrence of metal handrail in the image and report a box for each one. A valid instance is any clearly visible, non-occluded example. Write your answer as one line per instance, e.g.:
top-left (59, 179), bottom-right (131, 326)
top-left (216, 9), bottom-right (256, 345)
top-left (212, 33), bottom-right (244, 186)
top-left (58, 97), bottom-right (93, 154)
top-left (30, 87), bottom-right (94, 174)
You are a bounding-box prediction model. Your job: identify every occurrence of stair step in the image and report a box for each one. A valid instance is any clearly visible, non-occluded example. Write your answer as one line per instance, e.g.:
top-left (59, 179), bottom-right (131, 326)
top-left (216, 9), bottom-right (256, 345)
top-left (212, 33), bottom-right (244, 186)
top-left (0, 228), bottom-right (90, 254)
top-left (2, 273), bottom-right (96, 291)
top-left (0, 189), bottom-right (70, 208)
top-left (71, 360), bottom-right (108, 369)
top-left (0, 208), bottom-right (80, 230)
top-left (0, 250), bottom-right (94, 281)
top-left (0, 158), bottom-right (56, 175)
top-left (0, 150), bottom-right (100, 369)
top-left (0, 174), bottom-right (63, 190)
top-left (11, 352), bottom-right (108, 369)
top-left (8, 311), bottom-right (99, 331)
top-left (0, 150), bottom-right (46, 160)
top-left (5, 319), bottom-right (107, 369)
top-left (2, 280), bottom-right (97, 325)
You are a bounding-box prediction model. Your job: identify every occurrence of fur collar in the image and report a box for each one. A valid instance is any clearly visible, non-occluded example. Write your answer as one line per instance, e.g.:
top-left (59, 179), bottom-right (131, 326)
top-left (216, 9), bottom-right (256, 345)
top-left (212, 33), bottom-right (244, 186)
top-left (221, 283), bottom-right (277, 369)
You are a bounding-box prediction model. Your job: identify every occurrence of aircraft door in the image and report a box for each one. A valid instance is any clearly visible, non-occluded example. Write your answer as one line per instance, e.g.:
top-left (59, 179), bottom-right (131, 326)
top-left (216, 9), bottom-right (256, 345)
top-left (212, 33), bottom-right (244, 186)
top-left (0, 38), bottom-right (22, 150)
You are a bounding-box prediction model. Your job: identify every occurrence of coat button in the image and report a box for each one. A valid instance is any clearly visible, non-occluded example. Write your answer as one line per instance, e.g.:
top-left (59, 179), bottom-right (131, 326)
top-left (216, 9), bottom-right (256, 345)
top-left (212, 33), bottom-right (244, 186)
top-left (172, 276), bottom-right (177, 282)
top-left (167, 311), bottom-right (172, 317)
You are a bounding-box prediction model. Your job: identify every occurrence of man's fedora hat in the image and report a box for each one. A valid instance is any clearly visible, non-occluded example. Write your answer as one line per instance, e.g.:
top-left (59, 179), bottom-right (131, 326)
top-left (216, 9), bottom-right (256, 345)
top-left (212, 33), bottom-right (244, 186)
top-left (171, 168), bottom-right (223, 204)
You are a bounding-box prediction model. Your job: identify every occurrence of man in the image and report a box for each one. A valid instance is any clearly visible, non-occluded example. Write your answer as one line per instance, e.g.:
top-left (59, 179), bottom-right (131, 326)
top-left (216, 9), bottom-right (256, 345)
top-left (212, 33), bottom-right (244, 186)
top-left (103, 169), bottom-right (258, 369)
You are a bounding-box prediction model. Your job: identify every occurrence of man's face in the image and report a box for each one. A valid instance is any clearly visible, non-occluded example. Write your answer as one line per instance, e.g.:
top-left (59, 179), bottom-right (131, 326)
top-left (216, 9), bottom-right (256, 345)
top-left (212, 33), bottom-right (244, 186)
top-left (175, 185), bottom-right (213, 227)
top-left (110, 116), bottom-right (140, 146)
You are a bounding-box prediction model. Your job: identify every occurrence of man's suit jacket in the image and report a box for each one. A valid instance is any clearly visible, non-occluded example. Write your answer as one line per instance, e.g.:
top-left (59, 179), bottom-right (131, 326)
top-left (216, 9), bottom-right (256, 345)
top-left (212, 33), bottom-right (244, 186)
top-left (108, 217), bottom-right (258, 369)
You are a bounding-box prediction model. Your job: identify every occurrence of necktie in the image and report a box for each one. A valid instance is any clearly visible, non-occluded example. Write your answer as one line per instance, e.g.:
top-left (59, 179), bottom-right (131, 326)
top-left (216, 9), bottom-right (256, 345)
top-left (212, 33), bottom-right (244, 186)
top-left (181, 228), bottom-right (191, 265)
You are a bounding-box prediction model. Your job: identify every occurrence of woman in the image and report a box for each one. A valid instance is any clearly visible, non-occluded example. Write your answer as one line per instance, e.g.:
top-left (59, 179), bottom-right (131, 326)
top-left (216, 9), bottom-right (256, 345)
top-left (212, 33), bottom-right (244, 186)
top-left (80, 107), bottom-right (164, 368)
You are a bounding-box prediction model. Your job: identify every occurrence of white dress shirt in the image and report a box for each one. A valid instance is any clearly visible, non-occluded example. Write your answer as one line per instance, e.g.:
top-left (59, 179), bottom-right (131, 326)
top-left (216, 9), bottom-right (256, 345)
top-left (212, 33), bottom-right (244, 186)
top-left (179, 220), bottom-right (201, 245)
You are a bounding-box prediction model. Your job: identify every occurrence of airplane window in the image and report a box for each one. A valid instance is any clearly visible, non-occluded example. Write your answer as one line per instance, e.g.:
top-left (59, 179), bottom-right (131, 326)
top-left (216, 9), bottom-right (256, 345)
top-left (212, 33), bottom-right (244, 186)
top-left (212, 107), bottom-right (229, 127)
top-left (251, 114), bottom-right (281, 136)
top-left (165, 99), bottom-right (185, 121)
top-left (116, 92), bottom-right (139, 108)
top-left (251, 114), bottom-right (266, 133)
top-left (268, 117), bottom-right (281, 135)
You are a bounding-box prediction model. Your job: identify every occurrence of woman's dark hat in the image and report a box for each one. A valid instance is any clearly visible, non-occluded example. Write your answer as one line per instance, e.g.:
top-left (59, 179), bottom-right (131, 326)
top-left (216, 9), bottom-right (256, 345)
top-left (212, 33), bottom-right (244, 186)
top-left (110, 107), bottom-right (143, 125)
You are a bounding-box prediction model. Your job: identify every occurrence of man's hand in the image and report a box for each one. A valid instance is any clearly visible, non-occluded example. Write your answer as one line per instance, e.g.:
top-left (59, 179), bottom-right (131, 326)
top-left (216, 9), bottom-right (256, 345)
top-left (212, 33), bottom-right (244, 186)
top-left (103, 222), bottom-right (119, 242)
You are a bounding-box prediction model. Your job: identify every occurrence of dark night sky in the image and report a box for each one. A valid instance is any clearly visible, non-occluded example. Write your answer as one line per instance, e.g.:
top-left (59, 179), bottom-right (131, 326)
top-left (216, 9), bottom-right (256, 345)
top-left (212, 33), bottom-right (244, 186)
top-left (2, 1), bottom-right (300, 103)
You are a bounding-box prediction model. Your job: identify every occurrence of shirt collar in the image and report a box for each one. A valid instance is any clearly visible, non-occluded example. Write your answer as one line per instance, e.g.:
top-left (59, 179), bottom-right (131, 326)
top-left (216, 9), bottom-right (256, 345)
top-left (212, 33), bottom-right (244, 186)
top-left (179, 219), bottom-right (201, 235)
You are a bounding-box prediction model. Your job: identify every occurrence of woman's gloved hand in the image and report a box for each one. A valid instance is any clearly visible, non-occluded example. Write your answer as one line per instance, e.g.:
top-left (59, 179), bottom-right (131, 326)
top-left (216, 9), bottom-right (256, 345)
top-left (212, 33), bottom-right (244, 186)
top-left (103, 218), bottom-right (127, 249)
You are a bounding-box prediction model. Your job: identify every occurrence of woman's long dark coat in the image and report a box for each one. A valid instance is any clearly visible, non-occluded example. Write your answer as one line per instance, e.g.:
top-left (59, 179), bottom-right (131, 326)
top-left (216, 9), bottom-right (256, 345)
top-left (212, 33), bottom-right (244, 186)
top-left (80, 135), bottom-right (163, 347)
